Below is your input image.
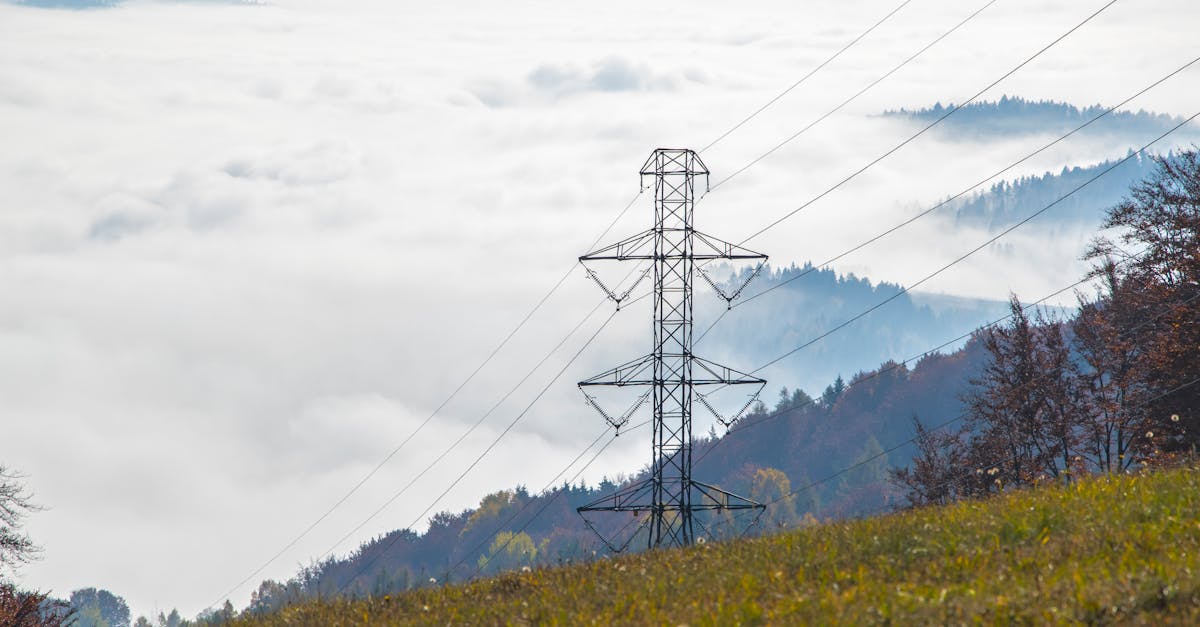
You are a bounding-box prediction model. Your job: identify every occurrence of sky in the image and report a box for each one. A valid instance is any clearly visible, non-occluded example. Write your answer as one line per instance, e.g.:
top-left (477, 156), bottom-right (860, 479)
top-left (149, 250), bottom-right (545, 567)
top-left (1, 0), bottom-right (1198, 618)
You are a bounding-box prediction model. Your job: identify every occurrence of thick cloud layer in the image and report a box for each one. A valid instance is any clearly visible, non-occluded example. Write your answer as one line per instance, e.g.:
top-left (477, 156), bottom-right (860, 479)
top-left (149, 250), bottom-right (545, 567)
top-left (1, 0), bottom-right (1198, 617)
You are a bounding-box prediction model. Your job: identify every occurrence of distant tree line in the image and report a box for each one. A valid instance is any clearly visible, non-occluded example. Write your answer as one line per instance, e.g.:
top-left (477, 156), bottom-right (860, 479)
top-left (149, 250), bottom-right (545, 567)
top-left (948, 152), bottom-right (1159, 231)
top-left (884, 95), bottom-right (1189, 139)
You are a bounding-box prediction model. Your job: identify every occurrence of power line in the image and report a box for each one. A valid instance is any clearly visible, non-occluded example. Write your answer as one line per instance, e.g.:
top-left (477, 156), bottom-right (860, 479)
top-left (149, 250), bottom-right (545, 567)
top-left (769, 373), bottom-right (1200, 515)
top-left (474, 250), bottom-right (1142, 570)
top-left (698, 246), bottom-right (1189, 513)
top-left (209, 191), bottom-right (644, 606)
top-left (336, 289), bottom-right (651, 592)
top-left (692, 253), bottom-right (1140, 469)
top-left (739, 58), bottom-right (1197, 307)
top-left (707, 0), bottom-right (1000, 189)
top-left (725, 0), bottom-right (1120, 241)
top-left (692, 106), bottom-right (1198, 462)
top-left (369, 9), bottom-right (1187, 585)
top-left (925, 376), bottom-right (1200, 497)
top-left (699, 0), bottom-right (916, 153)
top-left (318, 295), bottom-right (613, 565)
top-left (743, 111), bottom-right (1197, 377)
top-left (692, 54), bottom-right (1200, 347)
top-left (461, 418), bottom-right (650, 579)
top-left (686, 0), bottom-right (1123, 353)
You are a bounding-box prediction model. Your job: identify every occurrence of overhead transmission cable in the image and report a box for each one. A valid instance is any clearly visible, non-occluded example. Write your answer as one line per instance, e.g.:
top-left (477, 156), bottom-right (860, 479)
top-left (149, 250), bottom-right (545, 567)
top-left (715, 0), bottom-right (1120, 235)
top-left (461, 417), bottom-right (652, 579)
top-left (439, 21), bottom-right (1190, 562)
top-left (691, 257), bottom-right (1137, 469)
top-left (314, 295), bottom-right (609, 565)
top-left (742, 111), bottom-right (1197, 377)
top-left (693, 54), bottom-right (1200, 346)
top-left (694, 246), bottom-right (1160, 498)
top-left (686, 109), bottom-right (1196, 467)
top-left (762, 373), bottom-right (1200, 517)
top-left (310, 268), bottom-right (650, 565)
top-left (916, 375), bottom-right (1200, 500)
top-left (699, 0), bottom-right (917, 153)
top-left (336, 291), bottom-right (655, 592)
top-left (687, 0), bottom-right (1119, 346)
top-left (703, 0), bottom-right (999, 169)
top-left (209, 191), bottom-right (645, 605)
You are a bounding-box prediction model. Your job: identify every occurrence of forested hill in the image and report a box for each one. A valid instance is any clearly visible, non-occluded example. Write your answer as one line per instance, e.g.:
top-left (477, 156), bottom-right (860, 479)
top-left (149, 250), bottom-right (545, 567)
top-left (236, 263), bottom-right (1009, 608)
top-left (945, 151), bottom-right (1160, 231)
top-left (882, 96), bottom-right (1188, 139)
top-left (699, 262), bottom-right (1011, 396)
top-left (241, 336), bottom-right (991, 611)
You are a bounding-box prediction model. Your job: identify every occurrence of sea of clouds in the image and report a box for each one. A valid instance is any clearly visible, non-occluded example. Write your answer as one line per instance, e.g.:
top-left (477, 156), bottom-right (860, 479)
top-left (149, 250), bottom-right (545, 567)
top-left (1, 0), bottom-right (1197, 616)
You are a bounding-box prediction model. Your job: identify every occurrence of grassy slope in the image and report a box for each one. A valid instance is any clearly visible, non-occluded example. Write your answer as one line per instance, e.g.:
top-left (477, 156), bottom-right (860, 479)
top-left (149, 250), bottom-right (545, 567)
top-left (236, 467), bottom-right (1200, 625)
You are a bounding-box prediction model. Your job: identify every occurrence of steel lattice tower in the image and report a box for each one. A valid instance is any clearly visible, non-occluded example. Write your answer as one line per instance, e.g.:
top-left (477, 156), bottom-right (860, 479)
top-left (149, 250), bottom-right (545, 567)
top-left (577, 148), bottom-right (768, 550)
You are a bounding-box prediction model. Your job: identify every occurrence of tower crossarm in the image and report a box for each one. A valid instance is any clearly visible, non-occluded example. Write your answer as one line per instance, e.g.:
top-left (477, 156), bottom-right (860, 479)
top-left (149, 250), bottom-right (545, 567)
top-left (578, 353), bottom-right (657, 388)
top-left (689, 356), bottom-right (767, 387)
top-left (690, 231), bottom-right (767, 261)
top-left (579, 229), bottom-right (656, 262)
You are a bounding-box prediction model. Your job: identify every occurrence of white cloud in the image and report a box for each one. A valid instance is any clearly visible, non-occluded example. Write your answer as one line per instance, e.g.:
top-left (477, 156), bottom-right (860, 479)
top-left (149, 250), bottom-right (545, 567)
top-left (469, 56), bottom-right (696, 108)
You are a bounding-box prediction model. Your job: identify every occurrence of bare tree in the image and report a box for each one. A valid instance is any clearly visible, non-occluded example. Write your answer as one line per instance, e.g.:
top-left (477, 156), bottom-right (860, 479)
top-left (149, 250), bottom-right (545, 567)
top-left (889, 416), bottom-right (969, 507)
top-left (1072, 263), bottom-right (1155, 472)
top-left (1086, 149), bottom-right (1200, 453)
top-left (964, 298), bottom-right (1082, 486)
top-left (0, 465), bottom-right (41, 579)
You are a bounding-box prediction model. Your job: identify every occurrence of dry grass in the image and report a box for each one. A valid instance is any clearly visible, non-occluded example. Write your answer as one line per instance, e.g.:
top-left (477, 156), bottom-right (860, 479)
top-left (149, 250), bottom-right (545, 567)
top-left (233, 466), bottom-right (1200, 625)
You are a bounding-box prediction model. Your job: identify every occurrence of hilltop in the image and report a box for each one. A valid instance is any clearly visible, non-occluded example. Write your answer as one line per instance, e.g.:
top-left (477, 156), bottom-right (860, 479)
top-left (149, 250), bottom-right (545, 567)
top-left (881, 96), bottom-right (1191, 140)
top-left (230, 464), bottom-right (1200, 625)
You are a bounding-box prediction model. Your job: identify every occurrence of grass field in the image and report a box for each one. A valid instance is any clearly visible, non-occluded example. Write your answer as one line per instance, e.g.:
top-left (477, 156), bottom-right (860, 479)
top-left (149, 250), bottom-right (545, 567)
top-left (233, 466), bottom-right (1200, 625)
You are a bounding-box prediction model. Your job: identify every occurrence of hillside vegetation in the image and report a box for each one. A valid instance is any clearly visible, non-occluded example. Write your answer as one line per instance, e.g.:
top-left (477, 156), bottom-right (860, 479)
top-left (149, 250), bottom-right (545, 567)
top-left (232, 465), bottom-right (1200, 625)
top-left (882, 96), bottom-right (1192, 139)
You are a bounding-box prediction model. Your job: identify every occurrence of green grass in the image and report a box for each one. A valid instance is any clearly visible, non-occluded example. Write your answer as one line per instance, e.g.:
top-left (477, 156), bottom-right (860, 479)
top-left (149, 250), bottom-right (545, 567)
top-left (235, 466), bottom-right (1200, 625)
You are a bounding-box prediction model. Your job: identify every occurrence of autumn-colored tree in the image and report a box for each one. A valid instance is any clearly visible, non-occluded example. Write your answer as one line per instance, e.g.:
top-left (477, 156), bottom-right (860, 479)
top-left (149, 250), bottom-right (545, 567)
top-left (897, 150), bottom-right (1200, 506)
top-left (0, 585), bottom-right (73, 627)
top-left (749, 467), bottom-right (797, 528)
top-left (964, 298), bottom-right (1083, 486)
top-left (1085, 149), bottom-right (1200, 452)
top-left (477, 531), bottom-right (540, 574)
top-left (1072, 263), bottom-right (1156, 472)
top-left (889, 416), bottom-right (969, 506)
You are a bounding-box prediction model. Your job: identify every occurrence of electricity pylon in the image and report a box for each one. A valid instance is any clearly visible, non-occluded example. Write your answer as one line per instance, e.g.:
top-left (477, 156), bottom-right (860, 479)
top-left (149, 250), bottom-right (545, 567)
top-left (577, 148), bottom-right (768, 551)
